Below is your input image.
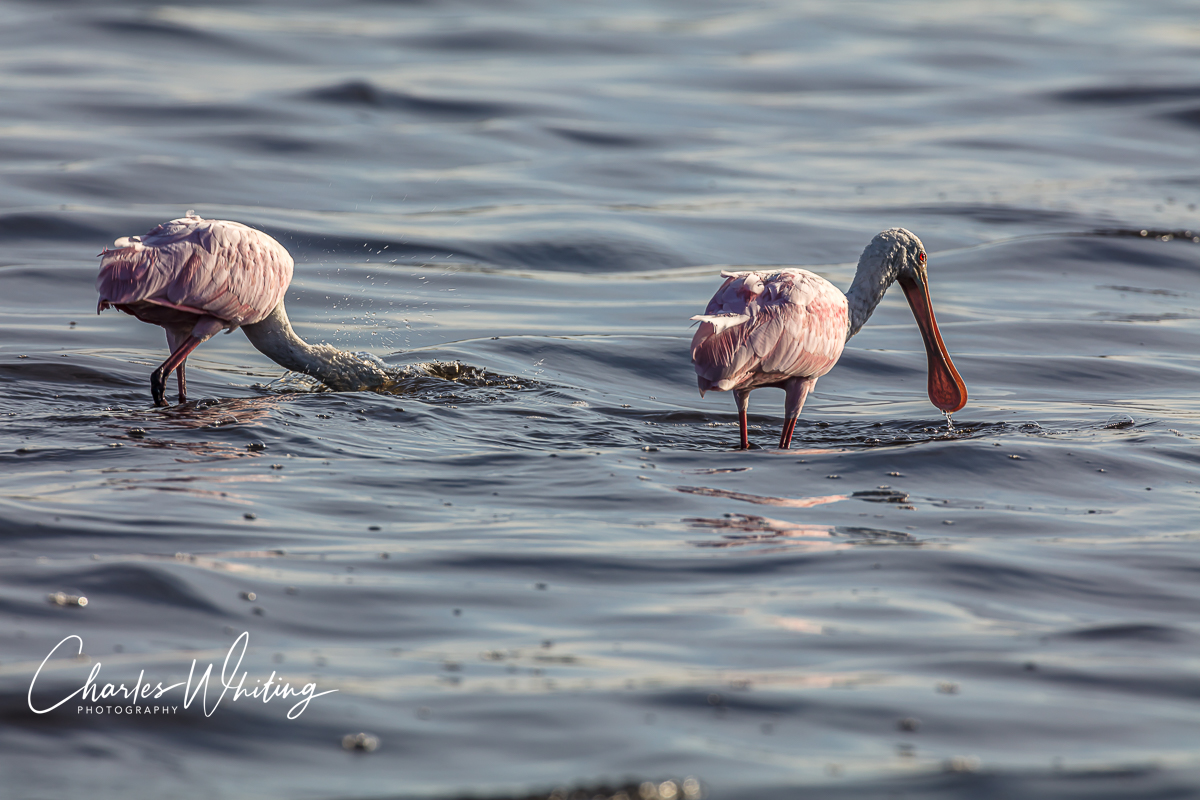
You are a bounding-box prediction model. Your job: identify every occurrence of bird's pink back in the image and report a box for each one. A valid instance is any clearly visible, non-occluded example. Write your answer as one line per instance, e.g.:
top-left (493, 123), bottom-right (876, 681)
top-left (691, 269), bottom-right (848, 392)
top-left (97, 215), bottom-right (293, 327)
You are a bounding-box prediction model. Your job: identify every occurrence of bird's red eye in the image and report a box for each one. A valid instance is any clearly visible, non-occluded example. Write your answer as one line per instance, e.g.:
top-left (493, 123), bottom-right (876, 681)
top-left (918, 252), bottom-right (926, 263)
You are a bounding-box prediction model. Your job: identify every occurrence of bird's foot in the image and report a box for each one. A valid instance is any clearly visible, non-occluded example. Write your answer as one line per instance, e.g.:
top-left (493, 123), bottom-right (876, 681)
top-left (150, 371), bottom-right (168, 407)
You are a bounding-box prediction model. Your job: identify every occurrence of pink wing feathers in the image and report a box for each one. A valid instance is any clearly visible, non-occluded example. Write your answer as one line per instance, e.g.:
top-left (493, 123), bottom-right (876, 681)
top-left (691, 269), bottom-right (849, 394)
top-left (97, 214), bottom-right (293, 328)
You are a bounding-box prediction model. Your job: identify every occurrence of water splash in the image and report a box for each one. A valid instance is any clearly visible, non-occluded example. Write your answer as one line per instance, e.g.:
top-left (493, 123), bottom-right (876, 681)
top-left (258, 359), bottom-right (539, 400)
top-left (944, 410), bottom-right (955, 433)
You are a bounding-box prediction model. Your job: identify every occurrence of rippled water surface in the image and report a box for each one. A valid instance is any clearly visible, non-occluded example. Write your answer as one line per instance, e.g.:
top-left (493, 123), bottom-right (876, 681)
top-left (3, 2), bottom-right (1200, 798)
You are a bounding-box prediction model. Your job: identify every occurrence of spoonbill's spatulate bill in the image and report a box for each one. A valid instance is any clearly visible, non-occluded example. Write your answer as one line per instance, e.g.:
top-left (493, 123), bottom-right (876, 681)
top-left (97, 213), bottom-right (387, 406)
top-left (691, 228), bottom-right (967, 450)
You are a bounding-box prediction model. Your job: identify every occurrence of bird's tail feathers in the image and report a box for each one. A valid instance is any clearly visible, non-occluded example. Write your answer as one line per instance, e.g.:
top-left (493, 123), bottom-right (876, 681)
top-left (97, 245), bottom-right (164, 306)
top-left (690, 313), bottom-right (750, 336)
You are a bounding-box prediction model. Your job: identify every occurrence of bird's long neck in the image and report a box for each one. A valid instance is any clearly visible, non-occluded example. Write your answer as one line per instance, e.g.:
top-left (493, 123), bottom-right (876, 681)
top-left (844, 247), bottom-right (899, 340)
top-left (241, 302), bottom-right (389, 391)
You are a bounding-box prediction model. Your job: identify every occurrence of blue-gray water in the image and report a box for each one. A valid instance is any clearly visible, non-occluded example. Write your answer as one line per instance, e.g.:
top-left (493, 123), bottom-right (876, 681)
top-left (2, 2), bottom-right (1200, 798)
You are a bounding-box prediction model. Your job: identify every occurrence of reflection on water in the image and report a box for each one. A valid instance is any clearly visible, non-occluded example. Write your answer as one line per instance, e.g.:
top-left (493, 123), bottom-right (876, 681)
top-left (2, 1), bottom-right (1200, 798)
top-left (688, 513), bottom-right (919, 552)
top-left (676, 486), bottom-right (847, 508)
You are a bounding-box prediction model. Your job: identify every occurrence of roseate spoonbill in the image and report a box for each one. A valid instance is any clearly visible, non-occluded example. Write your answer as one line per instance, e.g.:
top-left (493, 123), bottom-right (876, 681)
top-left (691, 228), bottom-right (967, 449)
top-left (97, 213), bottom-right (387, 406)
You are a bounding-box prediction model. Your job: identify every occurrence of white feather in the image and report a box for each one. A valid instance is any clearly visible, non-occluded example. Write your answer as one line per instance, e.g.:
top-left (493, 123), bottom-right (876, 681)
top-left (690, 313), bottom-right (751, 335)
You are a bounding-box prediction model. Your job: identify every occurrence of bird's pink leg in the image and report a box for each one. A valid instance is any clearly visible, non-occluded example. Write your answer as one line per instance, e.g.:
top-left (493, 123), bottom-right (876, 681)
top-left (163, 328), bottom-right (189, 404)
top-left (778, 377), bottom-right (816, 450)
top-left (151, 336), bottom-right (203, 407)
top-left (779, 417), bottom-right (797, 450)
top-left (177, 362), bottom-right (188, 403)
top-left (734, 389), bottom-right (751, 450)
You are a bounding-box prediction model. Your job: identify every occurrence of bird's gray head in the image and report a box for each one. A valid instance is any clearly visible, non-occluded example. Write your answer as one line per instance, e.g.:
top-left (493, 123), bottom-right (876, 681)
top-left (852, 227), bottom-right (966, 414)
top-left (863, 227), bottom-right (928, 284)
top-left (846, 227), bottom-right (932, 339)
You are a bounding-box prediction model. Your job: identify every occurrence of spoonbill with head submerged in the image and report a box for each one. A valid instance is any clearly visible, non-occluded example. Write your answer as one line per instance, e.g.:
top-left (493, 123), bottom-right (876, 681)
top-left (691, 227), bottom-right (967, 449)
top-left (97, 212), bottom-right (388, 406)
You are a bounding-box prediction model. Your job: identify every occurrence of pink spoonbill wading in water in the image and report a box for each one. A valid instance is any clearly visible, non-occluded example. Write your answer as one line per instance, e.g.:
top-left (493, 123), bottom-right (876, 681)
top-left (691, 228), bottom-right (967, 450)
top-left (97, 213), bottom-right (388, 406)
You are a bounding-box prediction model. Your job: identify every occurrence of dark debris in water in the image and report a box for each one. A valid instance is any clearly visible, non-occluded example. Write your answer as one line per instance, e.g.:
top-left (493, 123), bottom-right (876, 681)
top-left (458, 778), bottom-right (702, 800)
top-left (1091, 227), bottom-right (1200, 243)
top-left (852, 488), bottom-right (911, 504)
top-left (340, 732), bottom-right (379, 752)
top-left (47, 591), bottom-right (88, 607)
